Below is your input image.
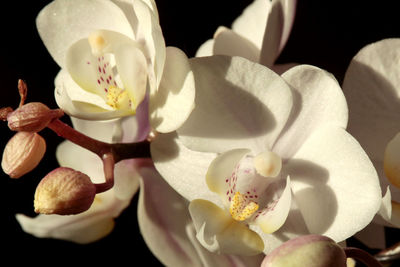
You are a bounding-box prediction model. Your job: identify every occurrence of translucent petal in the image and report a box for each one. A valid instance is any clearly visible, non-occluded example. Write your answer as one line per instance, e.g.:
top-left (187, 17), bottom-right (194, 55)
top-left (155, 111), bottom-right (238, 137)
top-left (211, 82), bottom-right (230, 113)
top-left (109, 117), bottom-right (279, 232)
top-left (384, 132), bottom-right (400, 188)
top-left (114, 42), bottom-right (148, 109)
top-left (138, 167), bottom-right (203, 267)
top-left (149, 47), bottom-right (195, 133)
top-left (36, 0), bottom-right (134, 67)
top-left (132, 0), bottom-right (165, 89)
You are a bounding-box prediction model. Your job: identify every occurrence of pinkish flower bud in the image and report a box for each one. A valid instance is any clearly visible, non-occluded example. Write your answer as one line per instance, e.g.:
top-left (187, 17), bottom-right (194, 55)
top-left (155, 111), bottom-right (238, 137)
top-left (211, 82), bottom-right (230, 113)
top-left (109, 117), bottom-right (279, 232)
top-left (261, 235), bottom-right (347, 267)
top-left (7, 102), bottom-right (63, 132)
top-left (34, 167), bottom-right (96, 215)
top-left (2, 131), bottom-right (46, 178)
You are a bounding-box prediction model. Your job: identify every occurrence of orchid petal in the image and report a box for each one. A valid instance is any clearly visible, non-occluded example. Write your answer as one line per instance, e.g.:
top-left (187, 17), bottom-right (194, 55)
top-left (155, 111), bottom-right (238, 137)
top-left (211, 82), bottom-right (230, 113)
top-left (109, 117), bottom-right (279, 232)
top-left (206, 149), bottom-right (250, 204)
top-left (137, 167), bottom-right (203, 267)
top-left (178, 56), bottom-right (293, 154)
top-left (55, 70), bottom-right (133, 120)
top-left (213, 27), bottom-right (260, 62)
top-left (286, 125), bottom-right (381, 242)
top-left (16, 183), bottom-right (133, 243)
top-left (66, 38), bottom-right (109, 97)
top-left (132, 0), bottom-right (166, 89)
top-left (189, 199), bottom-right (264, 255)
top-left (151, 132), bottom-right (220, 204)
top-left (259, 0), bottom-right (284, 67)
top-left (195, 39), bottom-right (214, 57)
top-left (384, 133), bottom-right (400, 188)
top-left (273, 65), bottom-right (348, 159)
top-left (149, 47), bottom-right (195, 133)
top-left (56, 140), bottom-right (103, 183)
top-left (343, 39), bottom-right (400, 162)
top-left (16, 212), bottom-right (115, 244)
top-left (113, 42), bottom-right (148, 109)
top-left (251, 198), bottom-right (310, 254)
top-left (232, 0), bottom-right (272, 51)
top-left (252, 176), bottom-right (292, 234)
top-left (378, 187), bottom-right (392, 223)
top-left (185, 224), bottom-right (265, 267)
top-left (36, 0), bottom-right (134, 67)
top-left (70, 117), bottom-right (123, 143)
top-left (277, 0), bottom-right (297, 53)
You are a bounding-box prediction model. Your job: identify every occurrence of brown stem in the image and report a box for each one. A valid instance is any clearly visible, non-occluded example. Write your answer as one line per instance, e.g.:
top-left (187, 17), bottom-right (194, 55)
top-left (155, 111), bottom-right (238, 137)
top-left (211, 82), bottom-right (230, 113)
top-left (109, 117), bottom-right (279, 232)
top-left (95, 152), bottom-right (115, 193)
top-left (47, 119), bottom-right (111, 157)
top-left (344, 247), bottom-right (382, 267)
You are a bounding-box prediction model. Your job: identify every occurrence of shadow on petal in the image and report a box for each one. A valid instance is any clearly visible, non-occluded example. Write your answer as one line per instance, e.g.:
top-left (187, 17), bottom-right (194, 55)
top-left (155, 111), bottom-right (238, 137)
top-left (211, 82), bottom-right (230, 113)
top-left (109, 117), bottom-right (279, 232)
top-left (182, 56), bottom-right (277, 140)
top-left (284, 158), bottom-right (338, 235)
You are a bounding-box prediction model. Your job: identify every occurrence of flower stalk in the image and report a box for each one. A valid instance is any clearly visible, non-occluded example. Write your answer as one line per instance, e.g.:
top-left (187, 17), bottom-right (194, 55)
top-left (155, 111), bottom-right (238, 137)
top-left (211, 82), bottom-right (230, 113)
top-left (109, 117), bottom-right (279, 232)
top-left (344, 247), bottom-right (382, 267)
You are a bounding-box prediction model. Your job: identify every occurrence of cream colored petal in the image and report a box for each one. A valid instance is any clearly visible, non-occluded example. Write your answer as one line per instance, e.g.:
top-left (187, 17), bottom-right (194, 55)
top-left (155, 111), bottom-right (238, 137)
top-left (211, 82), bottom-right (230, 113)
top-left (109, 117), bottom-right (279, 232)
top-left (252, 176), bottom-right (292, 234)
top-left (189, 199), bottom-right (264, 256)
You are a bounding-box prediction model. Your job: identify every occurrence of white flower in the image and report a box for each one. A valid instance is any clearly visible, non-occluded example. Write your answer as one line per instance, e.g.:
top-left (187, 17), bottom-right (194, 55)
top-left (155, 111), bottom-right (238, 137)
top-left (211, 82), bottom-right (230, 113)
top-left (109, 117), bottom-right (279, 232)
top-left (137, 165), bottom-right (264, 267)
top-left (196, 0), bottom-right (297, 73)
top-left (151, 56), bottom-right (382, 254)
top-left (37, 0), bottom-right (195, 133)
top-left (342, 38), bottom-right (400, 247)
top-left (16, 117), bottom-right (142, 243)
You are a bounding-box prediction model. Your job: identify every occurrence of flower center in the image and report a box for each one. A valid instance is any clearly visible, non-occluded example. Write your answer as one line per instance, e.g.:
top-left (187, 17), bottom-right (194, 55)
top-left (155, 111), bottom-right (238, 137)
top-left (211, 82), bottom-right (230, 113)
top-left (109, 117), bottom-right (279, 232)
top-left (105, 86), bottom-right (131, 109)
top-left (229, 191), bottom-right (259, 221)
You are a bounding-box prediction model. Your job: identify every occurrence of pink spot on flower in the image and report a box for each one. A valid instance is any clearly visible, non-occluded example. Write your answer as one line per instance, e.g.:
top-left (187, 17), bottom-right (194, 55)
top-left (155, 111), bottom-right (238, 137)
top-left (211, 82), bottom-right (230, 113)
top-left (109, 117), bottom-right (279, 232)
top-left (106, 79), bottom-right (110, 84)
top-left (98, 67), bottom-right (102, 73)
top-left (104, 88), bottom-right (108, 92)
top-left (100, 77), bottom-right (104, 81)
top-left (97, 79), bottom-right (101, 85)
top-left (87, 61), bottom-right (91, 65)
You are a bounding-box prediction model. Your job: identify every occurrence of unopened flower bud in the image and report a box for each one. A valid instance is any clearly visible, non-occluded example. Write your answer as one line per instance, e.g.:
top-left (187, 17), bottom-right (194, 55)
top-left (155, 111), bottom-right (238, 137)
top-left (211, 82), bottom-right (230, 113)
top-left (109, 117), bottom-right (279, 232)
top-left (261, 235), bottom-right (347, 267)
top-left (7, 102), bottom-right (63, 132)
top-left (34, 167), bottom-right (96, 215)
top-left (2, 131), bottom-right (46, 178)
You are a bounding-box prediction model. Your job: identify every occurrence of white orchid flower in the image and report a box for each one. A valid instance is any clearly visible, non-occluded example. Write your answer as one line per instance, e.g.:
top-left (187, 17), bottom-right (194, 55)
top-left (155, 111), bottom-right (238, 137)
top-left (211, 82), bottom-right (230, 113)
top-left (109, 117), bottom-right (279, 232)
top-left (16, 117), bottom-right (142, 243)
top-left (196, 0), bottom-right (297, 73)
top-left (151, 56), bottom-right (382, 255)
top-left (37, 0), bottom-right (195, 133)
top-left (138, 165), bottom-right (265, 267)
top-left (342, 38), bottom-right (400, 248)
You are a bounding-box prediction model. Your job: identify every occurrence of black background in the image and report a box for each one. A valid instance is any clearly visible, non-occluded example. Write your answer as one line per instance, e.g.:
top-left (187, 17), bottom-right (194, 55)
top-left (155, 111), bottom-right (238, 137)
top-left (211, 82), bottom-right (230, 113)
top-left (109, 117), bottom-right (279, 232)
top-left (1, 0), bottom-right (400, 265)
